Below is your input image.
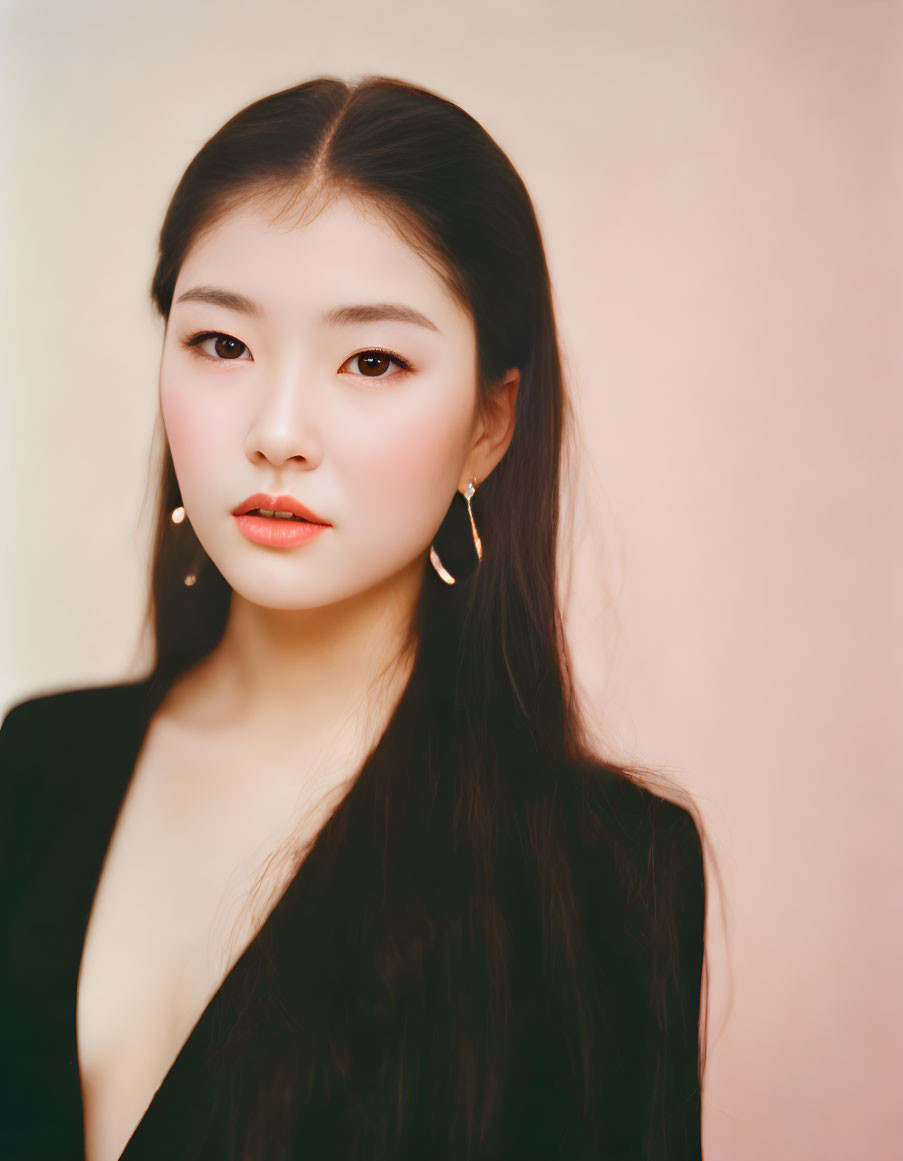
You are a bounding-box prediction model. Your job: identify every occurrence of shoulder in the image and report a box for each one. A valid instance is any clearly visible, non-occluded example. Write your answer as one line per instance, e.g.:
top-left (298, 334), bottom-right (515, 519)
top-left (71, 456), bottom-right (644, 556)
top-left (1, 675), bottom-right (153, 757)
top-left (560, 754), bottom-right (704, 885)
top-left (0, 675), bottom-right (155, 817)
top-left (507, 754), bottom-right (706, 1153)
top-left (561, 759), bottom-right (707, 1143)
top-left (0, 675), bottom-right (155, 891)
top-left (513, 747), bottom-right (705, 897)
top-left (558, 755), bottom-right (707, 976)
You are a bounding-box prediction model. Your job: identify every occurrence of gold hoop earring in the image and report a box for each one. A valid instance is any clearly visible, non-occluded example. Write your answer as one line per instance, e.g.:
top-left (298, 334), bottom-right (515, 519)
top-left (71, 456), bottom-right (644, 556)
top-left (429, 476), bottom-right (482, 586)
top-left (429, 545), bottom-right (456, 585)
top-left (463, 478), bottom-right (482, 562)
top-left (171, 504), bottom-right (198, 586)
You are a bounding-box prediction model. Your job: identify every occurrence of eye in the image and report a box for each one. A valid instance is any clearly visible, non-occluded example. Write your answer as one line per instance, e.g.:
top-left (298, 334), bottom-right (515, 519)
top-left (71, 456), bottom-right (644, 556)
top-left (183, 331), bottom-right (252, 361)
top-left (342, 349), bottom-right (412, 379)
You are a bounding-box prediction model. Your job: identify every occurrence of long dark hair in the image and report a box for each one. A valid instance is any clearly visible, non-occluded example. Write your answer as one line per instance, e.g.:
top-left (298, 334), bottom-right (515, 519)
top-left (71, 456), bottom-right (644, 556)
top-left (142, 75), bottom-right (712, 1159)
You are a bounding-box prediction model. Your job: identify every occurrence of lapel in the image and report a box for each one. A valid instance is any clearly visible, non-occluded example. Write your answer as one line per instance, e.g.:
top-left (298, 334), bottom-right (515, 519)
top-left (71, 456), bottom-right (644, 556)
top-left (3, 676), bottom-right (158, 1159)
top-left (3, 674), bottom-right (262, 1160)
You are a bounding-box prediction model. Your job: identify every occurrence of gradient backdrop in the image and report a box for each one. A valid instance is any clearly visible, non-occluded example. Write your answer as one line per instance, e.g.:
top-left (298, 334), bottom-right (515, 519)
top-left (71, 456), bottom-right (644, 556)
top-left (2, 1), bottom-right (900, 1157)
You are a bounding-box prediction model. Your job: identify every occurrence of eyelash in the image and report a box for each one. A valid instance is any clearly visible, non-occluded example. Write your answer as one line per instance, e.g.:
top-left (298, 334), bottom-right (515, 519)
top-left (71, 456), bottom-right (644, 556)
top-left (181, 331), bottom-right (414, 377)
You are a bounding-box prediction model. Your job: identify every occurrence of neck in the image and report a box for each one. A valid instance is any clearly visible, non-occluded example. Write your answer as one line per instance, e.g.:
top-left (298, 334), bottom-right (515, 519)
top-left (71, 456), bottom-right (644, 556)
top-left (181, 558), bottom-right (423, 741)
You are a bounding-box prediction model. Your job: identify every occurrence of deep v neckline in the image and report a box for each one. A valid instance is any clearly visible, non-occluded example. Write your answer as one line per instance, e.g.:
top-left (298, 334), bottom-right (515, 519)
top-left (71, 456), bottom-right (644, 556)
top-left (72, 670), bottom-right (415, 1161)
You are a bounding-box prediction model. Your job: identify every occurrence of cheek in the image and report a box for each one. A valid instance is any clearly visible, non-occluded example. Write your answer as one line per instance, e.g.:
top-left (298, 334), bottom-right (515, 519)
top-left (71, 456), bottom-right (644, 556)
top-left (160, 375), bottom-right (228, 487)
top-left (340, 390), bottom-right (474, 512)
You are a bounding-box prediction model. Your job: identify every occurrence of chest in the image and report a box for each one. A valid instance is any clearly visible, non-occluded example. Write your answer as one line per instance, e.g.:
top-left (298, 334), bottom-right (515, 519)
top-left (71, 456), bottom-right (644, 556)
top-left (74, 721), bottom-right (349, 1161)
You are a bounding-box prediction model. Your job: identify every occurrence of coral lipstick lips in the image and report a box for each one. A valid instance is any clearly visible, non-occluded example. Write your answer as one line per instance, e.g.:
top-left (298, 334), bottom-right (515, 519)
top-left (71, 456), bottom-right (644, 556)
top-left (234, 514), bottom-right (329, 547)
top-left (232, 492), bottom-right (331, 548)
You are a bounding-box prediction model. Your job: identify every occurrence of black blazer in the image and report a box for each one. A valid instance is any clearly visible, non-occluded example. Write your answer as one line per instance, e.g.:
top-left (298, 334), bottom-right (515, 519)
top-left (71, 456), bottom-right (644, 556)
top-left (0, 676), bottom-right (706, 1161)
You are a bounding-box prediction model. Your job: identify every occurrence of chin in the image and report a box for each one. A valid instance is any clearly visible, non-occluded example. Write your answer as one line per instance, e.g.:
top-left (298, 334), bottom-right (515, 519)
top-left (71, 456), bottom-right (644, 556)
top-left (226, 576), bottom-right (345, 612)
top-left (219, 565), bottom-right (375, 613)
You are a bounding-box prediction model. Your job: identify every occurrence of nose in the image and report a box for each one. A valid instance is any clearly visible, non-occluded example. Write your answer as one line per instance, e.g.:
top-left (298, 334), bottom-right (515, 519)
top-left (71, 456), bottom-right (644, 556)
top-left (244, 360), bottom-right (324, 470)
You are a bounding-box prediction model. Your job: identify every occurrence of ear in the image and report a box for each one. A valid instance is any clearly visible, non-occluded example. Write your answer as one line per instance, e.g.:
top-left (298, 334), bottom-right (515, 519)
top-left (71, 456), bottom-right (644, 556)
top-left (460, 368), bottom-right (520, 490)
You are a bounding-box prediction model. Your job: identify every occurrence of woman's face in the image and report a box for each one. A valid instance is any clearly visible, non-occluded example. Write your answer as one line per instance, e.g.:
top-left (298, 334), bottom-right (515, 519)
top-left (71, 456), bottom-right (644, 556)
top-left (159, 195), bottom-right (492, 611)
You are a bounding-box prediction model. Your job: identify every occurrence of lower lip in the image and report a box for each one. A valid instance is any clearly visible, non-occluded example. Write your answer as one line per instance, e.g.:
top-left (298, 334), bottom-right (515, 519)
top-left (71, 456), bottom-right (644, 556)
top-left (233, 514), bottom-right (331, 547)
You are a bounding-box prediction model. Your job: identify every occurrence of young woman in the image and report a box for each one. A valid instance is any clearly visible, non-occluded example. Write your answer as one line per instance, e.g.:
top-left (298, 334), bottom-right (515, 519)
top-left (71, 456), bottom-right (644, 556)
top-left (0, 75), bottom-right (708, 1161)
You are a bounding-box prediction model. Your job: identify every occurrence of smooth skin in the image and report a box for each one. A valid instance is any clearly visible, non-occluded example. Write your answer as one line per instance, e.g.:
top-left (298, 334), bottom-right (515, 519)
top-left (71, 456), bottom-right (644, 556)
top-left (75, 193), bottom-right (519, 1161)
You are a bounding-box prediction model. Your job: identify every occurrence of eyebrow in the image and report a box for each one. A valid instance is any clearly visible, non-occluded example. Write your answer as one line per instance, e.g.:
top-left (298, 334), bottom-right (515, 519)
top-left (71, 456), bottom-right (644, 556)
top-left (174, 286), bottom-right (440, 332)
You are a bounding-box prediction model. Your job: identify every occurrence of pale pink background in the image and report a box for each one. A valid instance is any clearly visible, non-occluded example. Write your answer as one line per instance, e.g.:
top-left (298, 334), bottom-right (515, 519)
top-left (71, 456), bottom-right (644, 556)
top-left (2, 2), bottom-right (901, 1157)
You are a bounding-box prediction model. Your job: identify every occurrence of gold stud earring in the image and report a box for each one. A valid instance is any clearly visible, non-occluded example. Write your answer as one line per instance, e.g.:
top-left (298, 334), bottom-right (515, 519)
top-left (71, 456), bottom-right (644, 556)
top-left (171, 504), bottom-right (198, 585)
top-left (429, 476), bottom-right (482, 585)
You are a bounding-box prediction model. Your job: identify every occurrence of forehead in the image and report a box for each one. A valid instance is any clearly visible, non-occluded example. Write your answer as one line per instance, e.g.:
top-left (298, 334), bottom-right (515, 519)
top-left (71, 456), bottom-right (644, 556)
top-left (174, 196), bottom-right (472, 336)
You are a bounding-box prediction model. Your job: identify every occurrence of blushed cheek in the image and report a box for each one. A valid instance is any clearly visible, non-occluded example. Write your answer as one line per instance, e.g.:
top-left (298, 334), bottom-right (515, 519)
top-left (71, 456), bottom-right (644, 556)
top-left (347, 396), bottom-right (475, 520)
top-left (160, 381), bottom-right (221, 490)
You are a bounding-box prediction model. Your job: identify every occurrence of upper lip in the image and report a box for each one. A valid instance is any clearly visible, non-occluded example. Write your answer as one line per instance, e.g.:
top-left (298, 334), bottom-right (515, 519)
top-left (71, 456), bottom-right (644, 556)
top-left (232, 493), bottom-right (331, 524)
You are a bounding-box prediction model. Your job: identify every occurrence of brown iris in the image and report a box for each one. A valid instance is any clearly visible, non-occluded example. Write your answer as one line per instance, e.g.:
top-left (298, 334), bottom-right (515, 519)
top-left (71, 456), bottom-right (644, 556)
top-left (214, 335), bottom-right (247, 359)
top-left (358, 352), bottom-right (391, 376)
